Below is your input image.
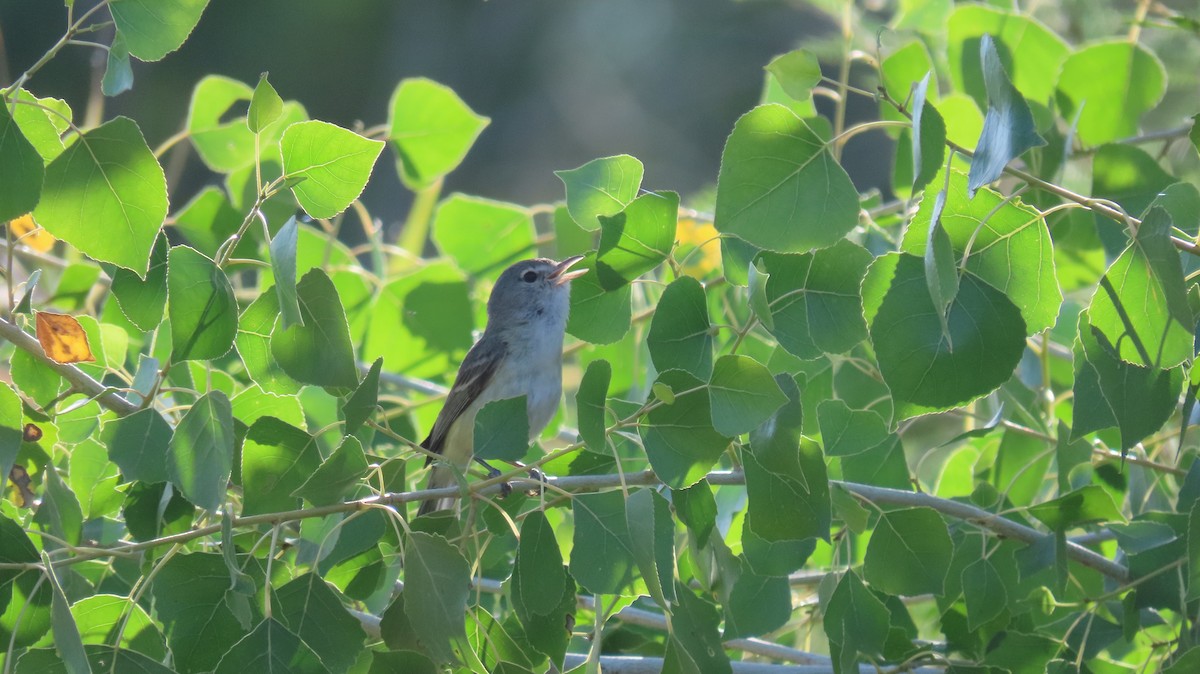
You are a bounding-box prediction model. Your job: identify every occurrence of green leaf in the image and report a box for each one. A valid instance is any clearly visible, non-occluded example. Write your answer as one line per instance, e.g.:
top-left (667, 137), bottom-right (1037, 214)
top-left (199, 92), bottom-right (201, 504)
top-left (513, 511), bottom-right (566, 616)
top-left (1074, 317), bottom-right (1183, 453)
top-left (241, 417), bottom-right (323, 515)
top-left (823, 570), bottom-right (891, 674)
top-left (294, 436), bottom-right (368, 506)
top-left (639, 369), bottom-right (730, 489)
top-left (473, 396), bottom-right (529, 462)
top-left (746, 423), bottom-right (830, 550)
top-left (596, 190), bottom-right (678, 290)
top-left (961, 557), bottom-right (1007, 631)
top-left (271, 216), bottom-right (304, 330)
top-left (923, 188), bottom-right (957, 333)
top-left (99, 408), bottom-right (172, 484)
top-left (40, 553), bottom-right (89, 674)
top-left (33, 117), bottom-right (167, 275)
top-left (902, 168), bottom-right (1061, 334)
top-left (967, 34), bottom-right (1046, 196)
top-left (510, 572), bottom-right (574, 669)
top-left (673, 480), bottom-right (716, 547)
top-left (274, 574), bottom-right (365, 674)
top-left (152, 553), bottom-right (255, 674)
top-left (362, 262), bottom-right (474, 379)
top-left (214, 618), bottom-right (327, 674)
top-left (764, 49), bottom-right (821, 109)
top-left (864, 507), bottom-right (952, 596)
top-left (71, 595), bottom-right (165, 658)
top-left (101, 32), bottom-right (133, 96)
top-left (247, 73), bottom-right (284, 134)
top-left (626, 489), bottom-right (675, 609)
top-left (715, 104), bottom-right (858, 252)
top-left (1056, 41), bottom-right (1166, 147)
top-left (35, 465), bottom-right (82, 547)
top-left (0, 383), bottom-right (21, 483)
top-left (402, 532), bottom-right (471, 664)
top-left (432, 194), bottom-right (536, 274)
top-left (570, 490), bottom-right (638, 595)
top-left (187, 76), bottom-right (305, 173)
top-left (708, 355), bottom-right (787, 437)
top-left (756, 241), bottom-right (873, 359)
top-left (237, 291), bottom-right (301, 395)
top-left (68, 440), bottom-right (121, 519)
top-left (1028, 486), bottom-right (1125, 530)
top-left (647, 277), bottom-right (713, 379)
top-left (555, 155), bottom-right (643, 231)
top-left (1165, 648), bottom-right (1200, 674)
top-left (662, 583), bottom-right (731, 674)
top-left (167, 391), bottom-right (234, 512)
top-left (911, 72), bottom-right (946, 194)
top-left (110, 232), bottom-right (167, 332)
top-left (168, 245), bottom-right (237, 361)
top-left (109, 0), bottom-right (209, 61)
top-left (342, 357), bottom-right (381, 434)
top-left (15, 647), bottom-right (174, 674)
top-left (0, 98), bottom-right (44, 222)
top-left (817, 399), bottom-right (890, 457)
top-left (881, 41), bottom-right (935, 129)
top-left (947, 5), bottom-right (1068, 107)
top-left (281, 120), bottom-right (384, 219)
top-left (565, 253), bottom-right (632, 345)
top-left (575, 359), bottom-right (611, 454)
top-left (865, 253), bottom-right (1026, 419)
top-left (11, 90), bottom-right (71, 164)
top-left (388, 78), bottom-right (489, 190)
top-left (272, 268), bottom-right (359, 388)
top-left (1190, 503), bottom-right (1200, 601)
top-left (723, 561), bottom-right (790, 639)
top-left (1088, 207), bottom-right (1192, 370)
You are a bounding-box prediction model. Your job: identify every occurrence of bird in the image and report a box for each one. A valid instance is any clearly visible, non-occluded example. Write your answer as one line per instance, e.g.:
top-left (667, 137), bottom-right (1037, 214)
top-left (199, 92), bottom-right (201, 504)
top-left (416, 256), bottom-right (586, 516)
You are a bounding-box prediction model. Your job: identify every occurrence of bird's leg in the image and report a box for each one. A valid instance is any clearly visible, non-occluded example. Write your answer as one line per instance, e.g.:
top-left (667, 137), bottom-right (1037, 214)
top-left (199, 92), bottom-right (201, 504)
top-left (474, 458), bottom-right (512, 498)
top-left (472, 457), bottom-right (547, 497)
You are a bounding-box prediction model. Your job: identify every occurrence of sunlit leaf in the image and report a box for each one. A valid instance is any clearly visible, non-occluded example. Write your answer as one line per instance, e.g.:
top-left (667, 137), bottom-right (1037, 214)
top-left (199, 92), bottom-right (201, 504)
top-left (1087, 207), bottom-right (1192, 369)
top-left (433, 194), bottom-right (536, 274)
top-left (109, 0), bottom-right (209, 61)
top-left (640, 370), bottom-right (730, 489)
top-left (715, 104), bottom-right (858, 252)
top-left (1056, 41), bottom-right (1166, 147)
top-left (247, 72), bottom-right (284, 134)
top-left (388, 78), bottom-right (489, 190)
top-left (281, 121), bottom-right (384, 219)
top-left (33, 117), bottom-right (167, 275)
top-left (596, 191), bottom-right (678, 290)
top-left (271, 268), bottom-right (359, 388)
top-left (0, 101), bottom-right (44, 222)
top-left (555, 155), bottom-right (643, 231)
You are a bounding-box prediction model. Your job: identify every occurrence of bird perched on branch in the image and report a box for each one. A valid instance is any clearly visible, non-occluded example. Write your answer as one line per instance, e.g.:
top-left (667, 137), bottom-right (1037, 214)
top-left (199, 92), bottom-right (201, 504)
top-left (416, 256), bottom-right (586, 516)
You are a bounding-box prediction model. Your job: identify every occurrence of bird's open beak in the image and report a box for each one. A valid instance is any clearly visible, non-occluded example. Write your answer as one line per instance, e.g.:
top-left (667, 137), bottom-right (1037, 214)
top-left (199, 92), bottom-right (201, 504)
top-left (549, 255), bottom-right (587, 285)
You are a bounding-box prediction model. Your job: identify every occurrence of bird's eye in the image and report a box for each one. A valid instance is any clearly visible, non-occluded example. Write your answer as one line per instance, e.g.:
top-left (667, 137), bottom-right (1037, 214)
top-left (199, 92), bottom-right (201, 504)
top-left (522, 270), bottom-right (538, 283)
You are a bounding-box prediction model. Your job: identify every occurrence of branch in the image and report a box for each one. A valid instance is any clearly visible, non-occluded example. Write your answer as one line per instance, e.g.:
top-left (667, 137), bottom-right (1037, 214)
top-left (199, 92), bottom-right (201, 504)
top-left (558, 655), bottom-right (943, 674)
top-left (6, 469), bottom-right (1129, 583)
top-left (0, 316), bottom-right (138, 416)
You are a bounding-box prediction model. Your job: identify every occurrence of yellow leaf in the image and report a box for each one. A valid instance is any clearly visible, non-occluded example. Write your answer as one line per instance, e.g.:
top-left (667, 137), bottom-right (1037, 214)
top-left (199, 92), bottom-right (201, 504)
top-left (9, 213), bottom-right (56, 253)
top-left (676, 216), bottom-right (722, 277)
top-left (35, 311), bottom-right (96, 364)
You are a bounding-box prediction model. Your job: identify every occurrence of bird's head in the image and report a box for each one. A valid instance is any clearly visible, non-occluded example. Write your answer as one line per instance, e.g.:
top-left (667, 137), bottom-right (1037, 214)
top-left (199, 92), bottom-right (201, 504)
top-left (485, 256), bottom-right (587, 332)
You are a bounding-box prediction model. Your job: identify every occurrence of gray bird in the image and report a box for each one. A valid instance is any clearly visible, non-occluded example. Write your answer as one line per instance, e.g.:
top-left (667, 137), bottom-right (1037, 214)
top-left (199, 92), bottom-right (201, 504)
top-left (417, 256), bottom-right (586, 516)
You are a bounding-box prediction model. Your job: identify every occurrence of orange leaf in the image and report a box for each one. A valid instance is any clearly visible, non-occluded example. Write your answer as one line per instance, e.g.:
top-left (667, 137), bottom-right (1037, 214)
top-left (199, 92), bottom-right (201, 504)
top-left (9, 213), bottom-right (56, 253)
top-left (35, 312), bottom-right (96, 364)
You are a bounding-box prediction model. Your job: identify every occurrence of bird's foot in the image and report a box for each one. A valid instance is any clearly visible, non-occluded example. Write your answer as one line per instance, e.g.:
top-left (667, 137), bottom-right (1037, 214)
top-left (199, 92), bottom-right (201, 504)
top-left (476, 459), bottom-right (513, 498)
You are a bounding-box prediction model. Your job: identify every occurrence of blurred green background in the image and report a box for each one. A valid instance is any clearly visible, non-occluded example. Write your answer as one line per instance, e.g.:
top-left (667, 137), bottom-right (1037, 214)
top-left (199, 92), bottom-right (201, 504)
top-left (3, 0), bottom-right (1197, 245)
top-left (0, 0), bottom-right (856, 234)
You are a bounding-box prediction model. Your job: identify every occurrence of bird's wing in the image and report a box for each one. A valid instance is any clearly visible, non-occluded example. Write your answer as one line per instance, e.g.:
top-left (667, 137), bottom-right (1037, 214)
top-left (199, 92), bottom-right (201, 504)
top-left (421, 335), bottom-right (507, 462)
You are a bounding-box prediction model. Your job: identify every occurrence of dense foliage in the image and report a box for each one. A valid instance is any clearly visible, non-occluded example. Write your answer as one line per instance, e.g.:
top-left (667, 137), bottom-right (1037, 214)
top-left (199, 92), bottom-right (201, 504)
top-left (3, 1), bottom-right (1200, 672)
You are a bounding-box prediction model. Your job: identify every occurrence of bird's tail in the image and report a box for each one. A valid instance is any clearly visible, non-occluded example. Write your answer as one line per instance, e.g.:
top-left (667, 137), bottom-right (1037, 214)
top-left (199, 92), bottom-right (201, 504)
top-left (416, 463), bottom-right (458, 517)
